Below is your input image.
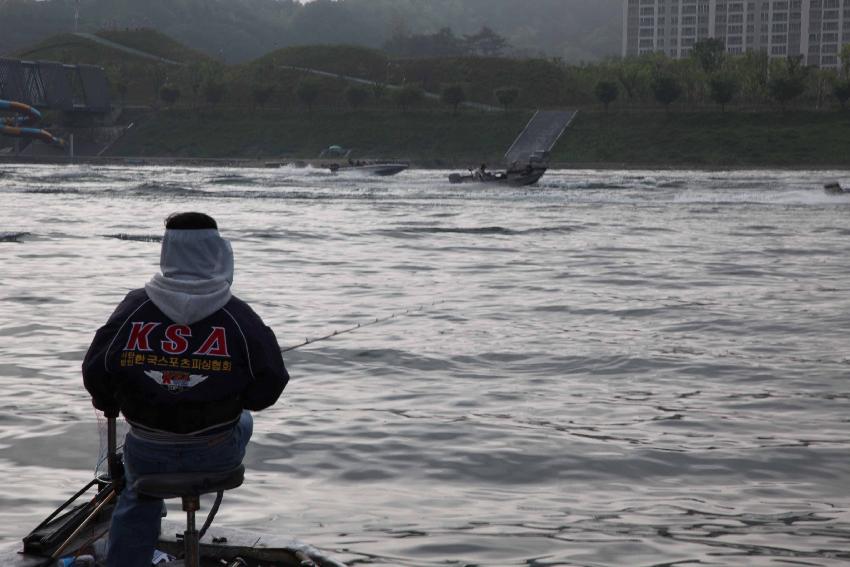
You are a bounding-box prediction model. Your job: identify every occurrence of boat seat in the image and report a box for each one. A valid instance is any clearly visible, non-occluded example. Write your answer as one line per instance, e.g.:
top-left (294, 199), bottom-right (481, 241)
top-left (133, 465), bottom-right (244, 500)
top-left (132, 465), bottom-right (245, 567)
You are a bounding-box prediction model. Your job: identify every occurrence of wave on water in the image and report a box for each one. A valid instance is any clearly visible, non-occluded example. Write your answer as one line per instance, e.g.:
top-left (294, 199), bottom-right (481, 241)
top-left (0, 231), bottom-right (30, 243)
top-left (207, 174), bottom-right (259, 185)
top-left (29, 171), bottom-right (108, 184)
top-left (541, 179), bottom-right (630, 190)
top-left (741, 224), bottom-right (779, 230)
top-left (387, 225), bottom-right (578, 237)
top-left (673, 188), bottom-right (849, 205)
top-left (124, 182), bottom-right (209, 198)
top-left (101, 233), bottom-right (162, 242)
top-left (18, 187), bottom-right (82, 195)
top-left (244, 230), bottom-right (327, 241)
top-left (305, 168), bottom-right (336, 178)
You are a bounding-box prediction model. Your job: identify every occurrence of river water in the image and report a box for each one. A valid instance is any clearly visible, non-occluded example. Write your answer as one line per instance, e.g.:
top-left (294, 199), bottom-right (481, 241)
top-left (0, 164), bottom-right (848, 566)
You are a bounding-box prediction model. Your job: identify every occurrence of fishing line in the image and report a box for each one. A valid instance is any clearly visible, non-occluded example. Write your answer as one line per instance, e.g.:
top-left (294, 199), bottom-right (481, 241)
top-left (93, 303), bottom-right (444, 492)
top-left (281, 300), bottom-right (444, 352)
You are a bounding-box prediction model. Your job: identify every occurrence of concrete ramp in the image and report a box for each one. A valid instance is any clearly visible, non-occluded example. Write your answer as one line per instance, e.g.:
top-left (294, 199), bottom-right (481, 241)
top-left (504, 110), bottom-right (577, 166)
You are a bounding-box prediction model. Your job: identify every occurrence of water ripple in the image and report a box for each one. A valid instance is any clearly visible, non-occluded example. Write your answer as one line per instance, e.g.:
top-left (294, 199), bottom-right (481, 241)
top-left (0, 165), bottom-right (848, 566)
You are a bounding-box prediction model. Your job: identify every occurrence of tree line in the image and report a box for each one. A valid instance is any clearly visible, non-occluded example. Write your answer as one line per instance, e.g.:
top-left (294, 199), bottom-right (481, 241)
top-left (137, 58), bottom-right (524, 116)
top-left (104, 35), bottom-right (850, 116)
top-left (588, 39), bottom-right (850, 112)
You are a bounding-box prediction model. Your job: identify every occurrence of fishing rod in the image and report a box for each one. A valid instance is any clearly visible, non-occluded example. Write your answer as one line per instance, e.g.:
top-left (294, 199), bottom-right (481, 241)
top-left (281, 300), bottom-right (444, 352)
top-left (27, 418), bottom-right (121, 566)
top-left (30, 304), bottom-right (443, 561)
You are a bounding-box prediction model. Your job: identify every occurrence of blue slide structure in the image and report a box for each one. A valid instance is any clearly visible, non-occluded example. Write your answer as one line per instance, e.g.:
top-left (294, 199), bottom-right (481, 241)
top-left (0, 99), bottom-right (66, 149)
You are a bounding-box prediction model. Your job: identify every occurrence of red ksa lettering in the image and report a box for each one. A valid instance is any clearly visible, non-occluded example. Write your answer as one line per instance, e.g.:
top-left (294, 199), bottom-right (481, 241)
top-left (161, 324), bottom-right (191, 355)
top-left (124, 322), bottom-right (160, 351)
top-left (125, 322), bottom-right (230, 358)
top-left (193, 326), bottom-right (230, 357)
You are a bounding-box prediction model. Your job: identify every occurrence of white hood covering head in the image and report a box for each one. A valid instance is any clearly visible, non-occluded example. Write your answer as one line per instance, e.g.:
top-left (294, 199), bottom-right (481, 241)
top-left (144, 228), bottom-right (234, 325)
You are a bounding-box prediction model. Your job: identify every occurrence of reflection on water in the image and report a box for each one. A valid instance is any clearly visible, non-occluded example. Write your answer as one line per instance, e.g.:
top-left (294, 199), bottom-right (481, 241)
top-left (0, 164), bottom-right (849, 565)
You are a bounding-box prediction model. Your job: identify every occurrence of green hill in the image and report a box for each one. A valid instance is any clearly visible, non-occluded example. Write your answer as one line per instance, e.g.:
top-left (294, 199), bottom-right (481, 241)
top-left (15, 29), bottom-right (210, 65)
top-left (94, 29), bottom-right (211, 64)
top-left (13, 30), bottom-right (217, 107)
top-left (16, 33), bottom-right (144, 66)
top-left (256, 45), bottom-right (390, 81)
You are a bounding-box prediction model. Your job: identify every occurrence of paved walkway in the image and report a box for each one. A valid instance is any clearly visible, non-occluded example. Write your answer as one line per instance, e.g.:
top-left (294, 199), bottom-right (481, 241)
top-left (74, 33), bottom-right (183, 65)
top-left (279, 65), bottom-right (501, 112)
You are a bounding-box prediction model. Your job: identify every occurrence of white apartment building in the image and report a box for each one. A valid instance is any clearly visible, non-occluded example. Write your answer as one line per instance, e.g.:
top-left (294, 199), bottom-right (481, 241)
top-left (623, 0), bottom-right (850, 68)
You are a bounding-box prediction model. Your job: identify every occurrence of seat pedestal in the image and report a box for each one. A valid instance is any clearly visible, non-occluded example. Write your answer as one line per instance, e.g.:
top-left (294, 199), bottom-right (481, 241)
top-left (132, 465), bottom-right (245, 567)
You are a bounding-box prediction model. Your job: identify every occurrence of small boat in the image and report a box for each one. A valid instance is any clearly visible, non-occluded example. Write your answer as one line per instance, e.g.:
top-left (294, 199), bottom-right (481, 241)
top-left (824, 182), bottom-right (849, 194)
top-left (448, 110), bottom-right (576, 187)
top-left (320, 145), bottom-right (408, 176)
top-left (328, 160), bottom-right (409, 176)
top-left (3, 516), bottom-right (346, 567)
top-left (449, 164), bottom-right (547, 186)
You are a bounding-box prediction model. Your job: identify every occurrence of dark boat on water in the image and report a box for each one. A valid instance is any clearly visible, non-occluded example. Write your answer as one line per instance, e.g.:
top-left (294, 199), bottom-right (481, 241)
top-left (824, 182), bottom-right (849, 194)
top-left (448, 161), bottom-right (548, 187)
top-left (320, 145), bottom-right (408, 176)
top-left (328, 160), bottom-right (409, 176)
top-left (448, 109), bottom-right (576, 187)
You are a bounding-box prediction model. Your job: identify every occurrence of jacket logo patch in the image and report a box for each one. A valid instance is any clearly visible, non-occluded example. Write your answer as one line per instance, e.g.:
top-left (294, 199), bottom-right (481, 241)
top-left (145, 370), bottom-right (209, 393)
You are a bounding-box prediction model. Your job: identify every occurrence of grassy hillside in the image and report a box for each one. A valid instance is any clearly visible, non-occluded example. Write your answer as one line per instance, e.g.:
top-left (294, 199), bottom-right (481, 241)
top-left (15, 29), bottom-right (208, 65)
top-left (257, 45), bottom-right (390, 80)
top-left (556, 111), bottom-right (850, 166)
top-left (94, 29), bottom-right (211, 64)
top-left (15, 33), bottom-right (145, 65)
top-left (105, 107), bottom-right (850, 167)
top-left (107, 108), bottom-right (532, 164)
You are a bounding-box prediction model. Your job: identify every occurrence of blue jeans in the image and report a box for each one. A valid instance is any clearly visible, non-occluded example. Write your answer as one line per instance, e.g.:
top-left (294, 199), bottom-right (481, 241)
top-left (106, 411), bottom-right (253, 567)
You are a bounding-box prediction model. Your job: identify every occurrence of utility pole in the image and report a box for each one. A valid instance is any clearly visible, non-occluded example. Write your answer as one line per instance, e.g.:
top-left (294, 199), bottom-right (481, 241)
top-left (74, 0), bottom-right (80, 32)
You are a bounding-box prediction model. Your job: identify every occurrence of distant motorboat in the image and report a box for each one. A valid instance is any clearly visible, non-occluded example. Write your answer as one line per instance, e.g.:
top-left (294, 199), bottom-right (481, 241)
top-left (448, 164), bottom-right (547, 187)
top-left (328, 160), bottom-right (409, 176)
top-left (448, 110), bottom-right (576, 187)
top-left (319, 145), bottom-right (408, 176)
top-left (824, 182), bottom-right (849, 194)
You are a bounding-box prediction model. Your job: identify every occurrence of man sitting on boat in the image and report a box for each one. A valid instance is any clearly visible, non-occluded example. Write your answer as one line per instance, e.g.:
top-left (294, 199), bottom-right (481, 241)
top-left (82, 212), bottom-right (289, 567)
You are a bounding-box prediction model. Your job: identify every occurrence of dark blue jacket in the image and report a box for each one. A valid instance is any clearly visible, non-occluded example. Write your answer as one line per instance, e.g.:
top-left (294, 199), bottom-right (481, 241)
top-left (83, 289), bottom-right (288, 434)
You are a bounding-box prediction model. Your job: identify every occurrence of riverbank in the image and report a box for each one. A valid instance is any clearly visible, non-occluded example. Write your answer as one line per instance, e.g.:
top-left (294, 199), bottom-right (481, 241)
top-left (4, 154), bottom-right (850, 172)
top-left (4, 107), bottom-right (850, 169)
top-left (110, 108), bottom-right (850, 168)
